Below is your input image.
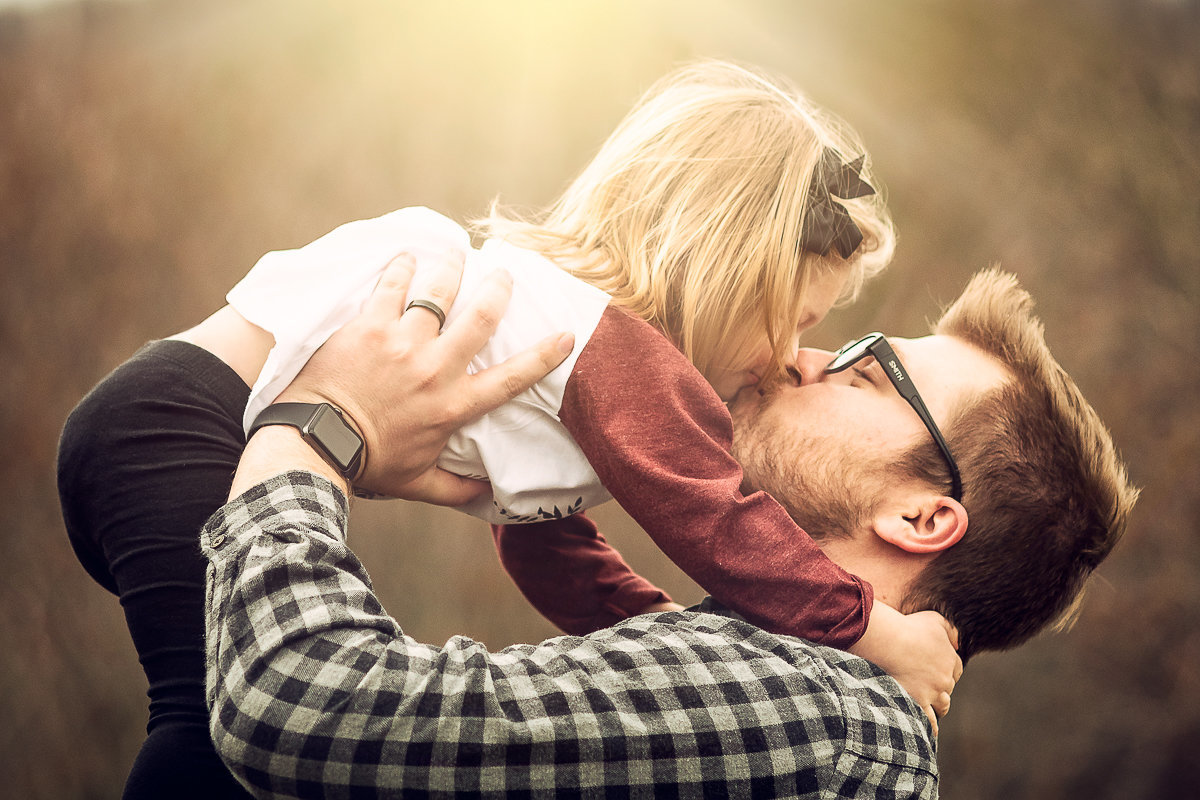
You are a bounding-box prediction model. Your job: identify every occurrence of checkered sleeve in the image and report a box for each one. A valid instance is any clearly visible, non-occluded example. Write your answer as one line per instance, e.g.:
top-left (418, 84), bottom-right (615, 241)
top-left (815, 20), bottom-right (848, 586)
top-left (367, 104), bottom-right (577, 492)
top-left (202, 471), bottom-right (937, 799)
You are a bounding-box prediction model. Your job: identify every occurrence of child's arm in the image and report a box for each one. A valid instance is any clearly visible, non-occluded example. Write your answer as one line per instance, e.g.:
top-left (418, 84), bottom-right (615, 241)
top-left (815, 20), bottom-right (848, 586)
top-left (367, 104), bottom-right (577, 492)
top-left (551, 306), bottom-right (962, 720)
top-left (491, 515), bottom-right (673, 635)
top-left (492, 469), bottom-right (959, 734)
top-left (495, 516), bottom-right (959, 732)
top-left (554, 306), bottom-right (872, 648)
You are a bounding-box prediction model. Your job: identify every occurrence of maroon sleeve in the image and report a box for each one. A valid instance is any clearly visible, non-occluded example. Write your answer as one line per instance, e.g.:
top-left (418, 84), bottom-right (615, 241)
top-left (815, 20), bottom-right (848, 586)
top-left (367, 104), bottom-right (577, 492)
top-left (491, 515), bottom-right (671, 635)
top-left (557, 305), bottom-right (873, 647)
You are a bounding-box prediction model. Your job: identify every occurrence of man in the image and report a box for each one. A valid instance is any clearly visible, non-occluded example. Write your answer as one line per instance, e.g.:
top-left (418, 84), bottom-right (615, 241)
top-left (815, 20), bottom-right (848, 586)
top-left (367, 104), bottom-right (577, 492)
top-left (729, 268), bottom-right (1136, 661)
top-left (200, 256), bottom-right (1135, 798)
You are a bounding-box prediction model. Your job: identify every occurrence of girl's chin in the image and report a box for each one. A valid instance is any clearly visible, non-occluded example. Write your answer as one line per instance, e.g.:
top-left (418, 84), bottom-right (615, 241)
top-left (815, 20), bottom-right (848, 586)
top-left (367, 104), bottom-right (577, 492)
top-left (717, 377), bottom-right (760, 404)
top-left (711, 367), bottom-right (762, 403)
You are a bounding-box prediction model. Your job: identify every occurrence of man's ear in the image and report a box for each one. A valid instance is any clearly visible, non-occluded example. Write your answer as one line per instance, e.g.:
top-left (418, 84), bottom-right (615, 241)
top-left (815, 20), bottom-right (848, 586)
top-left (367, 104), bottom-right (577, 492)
top-left (870, 495), bottom-right (968, 554)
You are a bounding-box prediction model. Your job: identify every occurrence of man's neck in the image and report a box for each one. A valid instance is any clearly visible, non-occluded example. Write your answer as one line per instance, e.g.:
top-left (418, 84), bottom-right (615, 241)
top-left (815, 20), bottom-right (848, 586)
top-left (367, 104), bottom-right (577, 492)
top-left (817, 535), bottom-right (924, 609)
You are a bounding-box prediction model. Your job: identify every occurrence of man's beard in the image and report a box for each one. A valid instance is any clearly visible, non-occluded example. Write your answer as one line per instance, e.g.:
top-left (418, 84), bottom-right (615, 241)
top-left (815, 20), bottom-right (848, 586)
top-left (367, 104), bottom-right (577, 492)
top-left (730, 386), bottom-right (887, 542)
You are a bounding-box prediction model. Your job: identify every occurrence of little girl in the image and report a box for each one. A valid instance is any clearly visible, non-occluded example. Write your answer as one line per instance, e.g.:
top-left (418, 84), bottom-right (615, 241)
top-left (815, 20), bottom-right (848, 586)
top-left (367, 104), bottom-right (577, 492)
top-left (193, 61), bottom-right (953, 706)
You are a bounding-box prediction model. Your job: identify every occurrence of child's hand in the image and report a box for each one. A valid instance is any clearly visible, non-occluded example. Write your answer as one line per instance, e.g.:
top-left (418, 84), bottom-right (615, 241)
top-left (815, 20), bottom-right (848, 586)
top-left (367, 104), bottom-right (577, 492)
top-left (847, 600), bottom-right (962, 736)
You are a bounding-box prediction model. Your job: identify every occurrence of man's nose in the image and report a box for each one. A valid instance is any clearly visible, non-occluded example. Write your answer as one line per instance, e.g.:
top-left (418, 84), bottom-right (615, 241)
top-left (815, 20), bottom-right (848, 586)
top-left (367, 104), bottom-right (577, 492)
top-left (793, 347), bottom-right (837, 385)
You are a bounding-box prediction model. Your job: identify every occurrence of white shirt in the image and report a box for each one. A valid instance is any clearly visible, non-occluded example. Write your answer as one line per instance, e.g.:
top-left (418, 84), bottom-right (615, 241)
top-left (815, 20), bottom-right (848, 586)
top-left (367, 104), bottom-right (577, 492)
top-left (227, 207), bottom-right (612, 523)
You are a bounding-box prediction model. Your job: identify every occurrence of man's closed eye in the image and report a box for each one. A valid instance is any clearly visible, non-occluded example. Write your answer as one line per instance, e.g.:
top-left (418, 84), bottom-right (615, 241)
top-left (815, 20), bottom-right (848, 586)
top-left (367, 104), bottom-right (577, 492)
top-left (852, 363), bottom-right (880, 388)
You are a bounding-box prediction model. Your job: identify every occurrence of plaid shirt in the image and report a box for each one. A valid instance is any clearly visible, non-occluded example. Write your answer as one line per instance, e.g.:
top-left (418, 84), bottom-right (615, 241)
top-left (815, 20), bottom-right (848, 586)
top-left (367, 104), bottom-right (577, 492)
top-left (202, 472), bottom-right (937, 799)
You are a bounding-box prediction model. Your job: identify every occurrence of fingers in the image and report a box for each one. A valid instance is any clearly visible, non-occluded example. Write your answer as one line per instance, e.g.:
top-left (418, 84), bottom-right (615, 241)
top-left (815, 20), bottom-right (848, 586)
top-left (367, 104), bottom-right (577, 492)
top-left (943, 616), bottom-right (961, 651)
top-left (362, 253), bottom-right (418, 324)
top-left (427, 266), bottom-right (572, 421)
top-left (392, 469), bottom-right (491, 507)
top-left (398, 248), bottom-right (466, 336)
top-left (932, 690), bottom-right (951, 718)
top-left (938, 616), bottom-right (965, 681)
top-left (922, 690), bottom-right (953, 738)
top-left (461, 331), bottom-right (575, 419)
top-left (438, 267), bottom-right (514, 363)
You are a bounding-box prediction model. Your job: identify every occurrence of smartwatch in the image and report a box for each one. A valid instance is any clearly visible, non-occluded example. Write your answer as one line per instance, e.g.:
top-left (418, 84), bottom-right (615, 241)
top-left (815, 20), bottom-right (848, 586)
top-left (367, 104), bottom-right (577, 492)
top-left (248, 402), bottom-right (365, 481)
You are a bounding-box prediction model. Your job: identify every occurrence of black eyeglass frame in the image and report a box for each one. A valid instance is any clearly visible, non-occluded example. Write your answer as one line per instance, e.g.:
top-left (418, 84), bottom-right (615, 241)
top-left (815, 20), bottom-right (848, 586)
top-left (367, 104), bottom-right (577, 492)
top-left (824, 332), bottom-right (963, 502)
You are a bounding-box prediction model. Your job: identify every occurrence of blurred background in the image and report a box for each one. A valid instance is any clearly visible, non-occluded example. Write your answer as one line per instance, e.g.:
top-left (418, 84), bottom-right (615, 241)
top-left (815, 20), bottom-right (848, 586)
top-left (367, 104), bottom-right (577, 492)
top-left (2, 0), bottom-right (1196, 797)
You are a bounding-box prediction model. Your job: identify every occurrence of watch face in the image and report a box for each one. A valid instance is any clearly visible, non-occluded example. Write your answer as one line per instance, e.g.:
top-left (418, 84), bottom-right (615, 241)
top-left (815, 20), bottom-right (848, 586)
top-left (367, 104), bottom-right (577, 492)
top-left (307, 405), bottom-right (364, 472)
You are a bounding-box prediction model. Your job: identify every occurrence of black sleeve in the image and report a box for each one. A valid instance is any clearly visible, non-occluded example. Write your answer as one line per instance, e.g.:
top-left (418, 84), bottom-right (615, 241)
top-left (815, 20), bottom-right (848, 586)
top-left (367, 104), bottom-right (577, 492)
top-left (57, 339), bottom-right (254, 799)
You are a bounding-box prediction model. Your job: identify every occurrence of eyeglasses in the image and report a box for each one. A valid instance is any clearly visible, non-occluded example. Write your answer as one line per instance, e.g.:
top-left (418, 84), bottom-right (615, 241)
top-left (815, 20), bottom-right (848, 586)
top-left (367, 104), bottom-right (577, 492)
top-left (824, 332), bottom-right (963, 501)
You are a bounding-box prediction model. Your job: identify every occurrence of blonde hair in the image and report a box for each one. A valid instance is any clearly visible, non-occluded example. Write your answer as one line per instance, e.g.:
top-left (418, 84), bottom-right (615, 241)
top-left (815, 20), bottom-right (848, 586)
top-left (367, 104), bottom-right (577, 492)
top-left (477, 60), bottom-right (895, 384)
top-left (900, 270), bottom-right (1139, 659)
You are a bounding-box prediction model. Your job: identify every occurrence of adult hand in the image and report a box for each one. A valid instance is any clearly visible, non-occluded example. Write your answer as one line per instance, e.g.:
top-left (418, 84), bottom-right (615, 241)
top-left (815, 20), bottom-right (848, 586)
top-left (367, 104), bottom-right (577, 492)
top-left (275, 249), bottom-right (574, 502)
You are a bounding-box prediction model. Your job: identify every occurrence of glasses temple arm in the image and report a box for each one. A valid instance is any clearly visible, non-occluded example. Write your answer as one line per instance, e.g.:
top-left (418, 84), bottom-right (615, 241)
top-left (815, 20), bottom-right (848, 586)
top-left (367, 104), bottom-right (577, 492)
top-left (906, 394), bottom-right (964, 502)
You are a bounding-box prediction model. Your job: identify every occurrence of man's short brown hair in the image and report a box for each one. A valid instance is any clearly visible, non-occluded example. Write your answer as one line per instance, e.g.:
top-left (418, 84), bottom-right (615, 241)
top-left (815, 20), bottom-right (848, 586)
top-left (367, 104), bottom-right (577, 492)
top-left (900, 270), bottom-right (1138, 660)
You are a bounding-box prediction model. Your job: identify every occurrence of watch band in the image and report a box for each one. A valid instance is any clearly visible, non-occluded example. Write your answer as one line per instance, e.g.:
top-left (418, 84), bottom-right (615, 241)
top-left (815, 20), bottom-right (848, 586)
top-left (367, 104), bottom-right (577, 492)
top-left (248, 402), bottom-right (365, 481)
